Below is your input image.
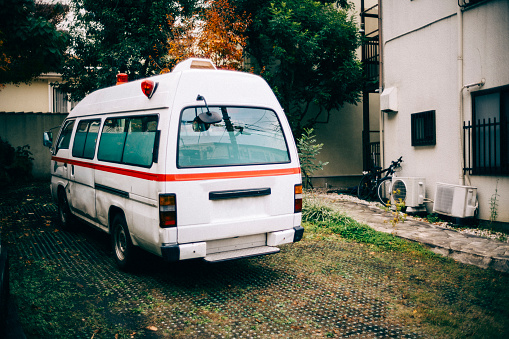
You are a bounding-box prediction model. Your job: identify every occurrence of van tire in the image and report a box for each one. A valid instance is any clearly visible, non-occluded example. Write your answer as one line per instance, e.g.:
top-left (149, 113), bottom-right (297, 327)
top-left (57, 189), bottom-right (74, 230)
top-left (111, 213), bottom-right (135, 271)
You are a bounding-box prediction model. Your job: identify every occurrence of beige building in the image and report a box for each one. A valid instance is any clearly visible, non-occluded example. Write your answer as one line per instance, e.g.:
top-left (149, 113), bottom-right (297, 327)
top-left (0, 73), bottom-right (68, 178)
top-left (380, 0), bottom-right (509, 222)
top-left (312, 0), bottom-right (381, 190)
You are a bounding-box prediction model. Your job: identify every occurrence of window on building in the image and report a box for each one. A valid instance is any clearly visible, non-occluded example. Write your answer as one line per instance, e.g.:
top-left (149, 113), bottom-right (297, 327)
top-left (469, 85), bottom-right (509, 175)
top-left (411, 110), bottom-right (436, 146)
top-left (53, 87), bottom-right (69, 113)
top-left (72, 120), bottom-right (101, 159)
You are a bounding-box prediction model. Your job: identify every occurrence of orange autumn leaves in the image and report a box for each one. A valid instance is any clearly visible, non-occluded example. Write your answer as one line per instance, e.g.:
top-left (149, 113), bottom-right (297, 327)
top-left (166, 0), bottom-right (251, 71)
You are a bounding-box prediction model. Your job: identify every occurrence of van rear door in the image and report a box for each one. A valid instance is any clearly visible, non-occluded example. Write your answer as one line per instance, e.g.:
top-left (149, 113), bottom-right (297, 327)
top-left (171, 105), bottom-right (300, 245)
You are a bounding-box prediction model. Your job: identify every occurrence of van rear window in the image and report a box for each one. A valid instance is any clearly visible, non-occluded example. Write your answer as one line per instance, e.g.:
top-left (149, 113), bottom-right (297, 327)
top-left (178, 107), bottom-right (290, 168)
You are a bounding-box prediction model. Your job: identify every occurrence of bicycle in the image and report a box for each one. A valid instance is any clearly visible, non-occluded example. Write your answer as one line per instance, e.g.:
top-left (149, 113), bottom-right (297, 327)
top-left (357, 156), bottom-right (403, 204)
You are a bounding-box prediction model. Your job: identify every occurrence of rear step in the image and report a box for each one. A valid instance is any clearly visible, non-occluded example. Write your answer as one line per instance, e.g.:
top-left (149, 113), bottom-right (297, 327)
top-left (204, 246), bottom-right (280, 263)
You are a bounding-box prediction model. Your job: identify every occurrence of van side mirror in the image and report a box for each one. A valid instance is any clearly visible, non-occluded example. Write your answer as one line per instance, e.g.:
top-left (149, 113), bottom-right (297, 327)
top-left (43, 131), bottom-right (53, 148)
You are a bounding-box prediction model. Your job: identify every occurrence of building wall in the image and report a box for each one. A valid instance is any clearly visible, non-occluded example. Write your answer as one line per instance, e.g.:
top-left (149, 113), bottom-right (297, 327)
top-left (0, 73), bottom-right (65, 112)
top-left (382, 0), bottom-right (509, 222)
top-left (0, 74), bottom-right (67, 179)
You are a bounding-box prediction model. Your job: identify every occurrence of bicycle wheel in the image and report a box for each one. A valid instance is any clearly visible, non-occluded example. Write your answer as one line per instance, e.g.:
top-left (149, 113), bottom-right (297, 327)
top-left (377, 177), bottom-right (393, 205)
top-left (357, 174), bottom-right (375, 200)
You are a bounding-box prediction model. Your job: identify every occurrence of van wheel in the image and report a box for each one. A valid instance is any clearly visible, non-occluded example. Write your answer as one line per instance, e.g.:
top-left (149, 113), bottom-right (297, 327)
top-left (112, 214), bottom-right (135, 271)
top-left (58, 190), bottom-right (73, 229)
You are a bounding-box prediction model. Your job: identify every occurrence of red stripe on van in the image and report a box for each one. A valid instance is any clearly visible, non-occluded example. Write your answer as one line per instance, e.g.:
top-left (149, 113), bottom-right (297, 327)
top-left (164, 167), bottom-right (301, 181)
top-left (51, 156), bottom-right (300, 181)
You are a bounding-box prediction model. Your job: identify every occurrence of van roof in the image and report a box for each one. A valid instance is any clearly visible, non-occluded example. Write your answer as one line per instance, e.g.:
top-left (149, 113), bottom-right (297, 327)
top-left (68, 60), bottom-right (280, 119)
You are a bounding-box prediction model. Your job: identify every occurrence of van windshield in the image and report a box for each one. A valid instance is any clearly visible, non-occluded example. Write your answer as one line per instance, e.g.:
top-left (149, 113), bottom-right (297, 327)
top-left (178, 106), bottom-right (290, 168)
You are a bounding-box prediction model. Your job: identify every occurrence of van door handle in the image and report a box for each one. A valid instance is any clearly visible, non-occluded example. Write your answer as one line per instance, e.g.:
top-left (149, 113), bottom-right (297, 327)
top-left (209, 188), bottom-right (271, 200)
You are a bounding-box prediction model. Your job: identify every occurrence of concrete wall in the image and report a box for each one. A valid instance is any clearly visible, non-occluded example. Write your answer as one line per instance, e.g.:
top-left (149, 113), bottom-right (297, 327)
top-left (382, 0), bottom-right (509, 222)
top-left (0, 112), bottom-right (67, 179)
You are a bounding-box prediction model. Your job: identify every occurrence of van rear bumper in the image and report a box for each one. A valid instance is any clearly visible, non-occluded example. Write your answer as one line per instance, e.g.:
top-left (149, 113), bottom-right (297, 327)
top-left (161, 226), bottom-right (304, 262)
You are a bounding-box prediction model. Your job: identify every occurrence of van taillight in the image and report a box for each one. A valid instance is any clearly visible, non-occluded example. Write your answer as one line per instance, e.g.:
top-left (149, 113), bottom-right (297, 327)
top-left (294, 184), bottom-right (302, 213)
top-left (160, 194), bottom-right (176, 227)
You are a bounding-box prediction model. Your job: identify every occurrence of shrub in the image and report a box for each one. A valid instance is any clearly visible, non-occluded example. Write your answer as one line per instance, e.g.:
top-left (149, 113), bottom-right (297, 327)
top-left (0, 137), bottom-right (34, 185)
top-left (297, 128), bottom-right (328, 189)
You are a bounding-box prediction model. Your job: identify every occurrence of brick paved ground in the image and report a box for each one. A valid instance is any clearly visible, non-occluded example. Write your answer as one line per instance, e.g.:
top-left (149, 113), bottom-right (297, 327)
top-left (3, 182), bottom-right (492, 338)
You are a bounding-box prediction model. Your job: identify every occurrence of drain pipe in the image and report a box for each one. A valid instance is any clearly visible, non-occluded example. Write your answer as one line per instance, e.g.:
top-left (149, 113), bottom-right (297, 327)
top-left (458, 3), bottom-right (486, 185)
top-left (458, 5), bottom-right (464, 186)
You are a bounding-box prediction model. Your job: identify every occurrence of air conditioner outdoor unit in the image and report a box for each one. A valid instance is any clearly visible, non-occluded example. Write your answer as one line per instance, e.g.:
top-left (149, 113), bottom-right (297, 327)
top-left (391, 177), bottom-right (426, 208)
top-left (433, 183), bottom-right (478, 218)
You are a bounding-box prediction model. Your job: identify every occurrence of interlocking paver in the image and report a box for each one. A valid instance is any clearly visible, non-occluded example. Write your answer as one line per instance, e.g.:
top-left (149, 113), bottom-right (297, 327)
top-left (2, 184), bottom-right (509, 337)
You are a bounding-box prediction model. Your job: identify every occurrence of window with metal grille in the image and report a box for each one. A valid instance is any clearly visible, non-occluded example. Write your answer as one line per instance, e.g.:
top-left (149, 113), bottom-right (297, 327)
top-left (411, 110), bottom-right (436, 146)
top-left (464, 84), bottom-right (509, 175)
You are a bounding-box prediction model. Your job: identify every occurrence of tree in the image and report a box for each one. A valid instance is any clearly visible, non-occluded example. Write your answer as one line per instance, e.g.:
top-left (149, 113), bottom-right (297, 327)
top-left (233, 0), bottom-right (364, 136)
top-left (167, 0), bottom-right (250, 71)
top-left (0, 0), bottom-right (67, 85)
top-left (59, 0), bottom-right (198, 101)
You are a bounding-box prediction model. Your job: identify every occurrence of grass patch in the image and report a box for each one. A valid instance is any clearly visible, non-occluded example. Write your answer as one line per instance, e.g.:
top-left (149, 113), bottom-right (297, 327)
top-left (303, 198), bottom-right (440, 257)
top-left (302, 196), bottom-right (509, 338)
top-left (10, 259), bottom-right (143, 338)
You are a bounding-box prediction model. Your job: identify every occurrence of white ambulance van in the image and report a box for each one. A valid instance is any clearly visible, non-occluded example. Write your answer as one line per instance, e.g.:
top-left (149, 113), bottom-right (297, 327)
top-left (44, 58), bottom-right (303, 270)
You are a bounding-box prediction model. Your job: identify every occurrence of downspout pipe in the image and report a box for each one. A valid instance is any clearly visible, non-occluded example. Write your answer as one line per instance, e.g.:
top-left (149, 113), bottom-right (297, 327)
top-left (458, 5), bottom-right (464, 186)
top-left (458, 5), bottom-right (485, 186)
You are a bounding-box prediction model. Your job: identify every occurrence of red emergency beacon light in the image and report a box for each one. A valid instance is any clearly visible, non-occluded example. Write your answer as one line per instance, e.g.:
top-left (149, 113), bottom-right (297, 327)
top-left (116, 73), bottom-right (128, 85)
top-left (141, 80), bottom-right (158, 99)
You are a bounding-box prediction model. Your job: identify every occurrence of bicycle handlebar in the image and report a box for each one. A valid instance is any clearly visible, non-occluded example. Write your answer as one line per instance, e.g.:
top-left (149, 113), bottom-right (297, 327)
top-left (391, 156), bottom-right (403, 167)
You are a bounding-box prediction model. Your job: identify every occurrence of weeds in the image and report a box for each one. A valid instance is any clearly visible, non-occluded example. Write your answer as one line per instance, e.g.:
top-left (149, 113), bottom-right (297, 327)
top-left (302, 196), bottom-right (509, 338)
top-left (490, 179), bottom-right (500, 224)
top-left (303, 198), bottom-right (434, 256)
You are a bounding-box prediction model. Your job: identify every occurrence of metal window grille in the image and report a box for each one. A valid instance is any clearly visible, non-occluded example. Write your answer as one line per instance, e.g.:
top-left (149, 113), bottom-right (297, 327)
top-left (464, 84), bottom-right (509, 176)
top-left (411, 110), bottom-right (436, 146)
top-left (463, 119), bottom-right (509, 175)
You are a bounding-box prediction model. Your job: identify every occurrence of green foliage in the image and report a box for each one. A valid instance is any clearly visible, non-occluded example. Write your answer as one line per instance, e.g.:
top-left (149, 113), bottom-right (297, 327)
top-left (0, 137), bottom-right (34, 185)
top-left (58, 0), bottom-right (199, 101)
top-left (297, 128), bottom-right (328, 189)
top-left (490, 180), bottom-right (500, 224)
top-left (0, 0), bottom-right (67, 84)
top-left (426, 213), bottom-right (440, 224)
top-left (303, 197), bottom-right (438, 255)
top-left (234, 0), bottom-right (363, 135)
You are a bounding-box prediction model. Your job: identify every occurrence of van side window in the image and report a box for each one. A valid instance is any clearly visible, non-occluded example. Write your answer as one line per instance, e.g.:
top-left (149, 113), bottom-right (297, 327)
top-left (98, 118), bottom-right (128, 163)
top-left (55, 120), bottom-right (75, 152)
top-left (72, 119), bottom-right (101, 159)
top-left (123, 116), bottom-right (159, 167)
top-left (97, 115), bottom-right (159, 167)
